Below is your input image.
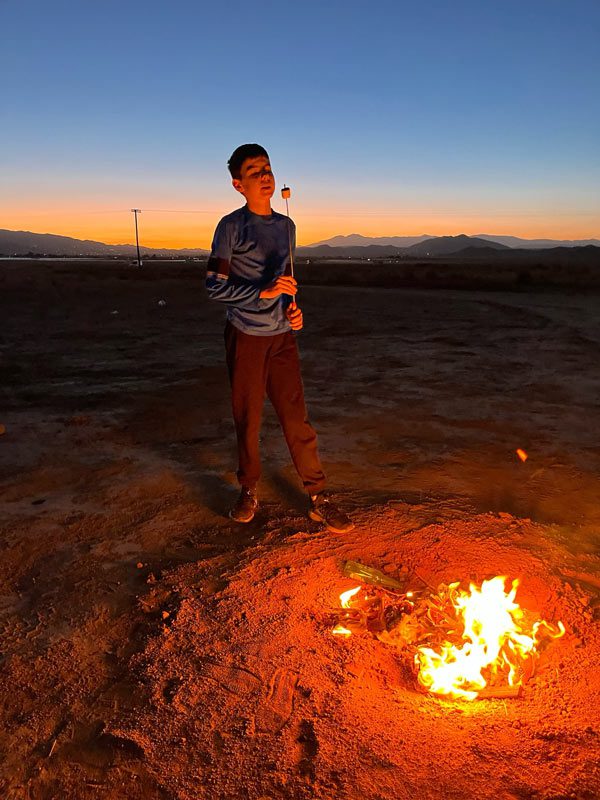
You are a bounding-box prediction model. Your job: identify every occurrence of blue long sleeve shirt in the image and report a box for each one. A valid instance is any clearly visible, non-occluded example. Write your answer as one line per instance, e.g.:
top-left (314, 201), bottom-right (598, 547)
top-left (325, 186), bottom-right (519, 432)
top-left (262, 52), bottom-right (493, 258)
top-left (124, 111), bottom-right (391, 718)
top-left (205, 205), bottom-right (295, 336)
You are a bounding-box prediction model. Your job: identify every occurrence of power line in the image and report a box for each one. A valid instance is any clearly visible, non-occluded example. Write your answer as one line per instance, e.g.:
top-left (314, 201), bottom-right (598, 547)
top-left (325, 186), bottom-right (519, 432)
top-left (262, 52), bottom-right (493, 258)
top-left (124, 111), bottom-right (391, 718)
top-left (79, 209), bottom-right (600, 219)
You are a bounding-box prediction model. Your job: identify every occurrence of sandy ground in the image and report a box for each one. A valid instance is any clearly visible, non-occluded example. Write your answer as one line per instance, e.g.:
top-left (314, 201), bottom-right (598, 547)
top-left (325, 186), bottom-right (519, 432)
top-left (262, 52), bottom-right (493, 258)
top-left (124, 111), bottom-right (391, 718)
top-left (1, 260), bottom-right (599, 799)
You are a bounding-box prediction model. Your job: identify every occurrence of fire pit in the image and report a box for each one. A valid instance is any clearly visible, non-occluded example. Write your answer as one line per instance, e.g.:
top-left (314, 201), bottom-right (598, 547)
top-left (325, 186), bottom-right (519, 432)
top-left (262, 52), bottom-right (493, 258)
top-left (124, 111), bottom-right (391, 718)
top-left (330, 564), bottom-right (565, 700)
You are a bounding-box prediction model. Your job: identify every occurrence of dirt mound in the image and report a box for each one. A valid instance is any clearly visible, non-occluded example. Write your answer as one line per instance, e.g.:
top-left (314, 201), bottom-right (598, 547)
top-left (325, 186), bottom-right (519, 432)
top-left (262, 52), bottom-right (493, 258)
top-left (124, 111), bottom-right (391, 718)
top-left (109, 506), bottom-right (600, 800)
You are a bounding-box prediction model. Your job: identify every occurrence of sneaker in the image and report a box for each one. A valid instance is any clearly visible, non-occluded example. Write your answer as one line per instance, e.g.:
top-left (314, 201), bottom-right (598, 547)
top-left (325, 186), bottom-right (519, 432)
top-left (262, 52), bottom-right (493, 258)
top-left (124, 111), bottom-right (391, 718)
top-left (308, 493), bottom-right (355, 533)
top-left (229, 487), bottom-right (258, 523)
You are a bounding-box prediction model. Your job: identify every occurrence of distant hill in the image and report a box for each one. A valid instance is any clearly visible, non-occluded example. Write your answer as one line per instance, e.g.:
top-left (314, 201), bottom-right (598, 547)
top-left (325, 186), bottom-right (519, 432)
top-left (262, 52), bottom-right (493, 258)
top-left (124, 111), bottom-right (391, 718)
top-left (299, 234), bottom-right (510, 259)
top-left (308, 233), bottom-right (600, 250)
top-left (0, 229), bottom-right (209, 257)
top-left (475, 234), bottom-right (600, 249)
top-left (308, 233), bottom-right (432, 248)
top-left (404, 234), bottom-right (509, 257)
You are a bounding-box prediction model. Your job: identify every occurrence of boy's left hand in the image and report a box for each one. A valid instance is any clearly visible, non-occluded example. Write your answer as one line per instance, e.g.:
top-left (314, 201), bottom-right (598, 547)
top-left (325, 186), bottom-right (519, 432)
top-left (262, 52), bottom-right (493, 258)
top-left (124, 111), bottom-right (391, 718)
top-left (286, 302), bottom-right (303, 331)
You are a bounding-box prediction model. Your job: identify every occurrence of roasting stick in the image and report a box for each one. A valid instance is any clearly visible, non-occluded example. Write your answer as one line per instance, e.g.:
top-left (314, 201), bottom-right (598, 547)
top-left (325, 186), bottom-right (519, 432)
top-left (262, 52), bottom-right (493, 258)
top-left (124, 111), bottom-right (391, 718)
top-left (281, 185), bottom-right (297, 311)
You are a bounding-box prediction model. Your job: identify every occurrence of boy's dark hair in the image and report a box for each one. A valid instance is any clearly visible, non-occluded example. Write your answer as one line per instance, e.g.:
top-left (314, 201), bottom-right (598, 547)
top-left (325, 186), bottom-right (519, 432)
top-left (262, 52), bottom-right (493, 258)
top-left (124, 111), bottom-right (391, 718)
top-left (227, 143), bottom-right (270, 179)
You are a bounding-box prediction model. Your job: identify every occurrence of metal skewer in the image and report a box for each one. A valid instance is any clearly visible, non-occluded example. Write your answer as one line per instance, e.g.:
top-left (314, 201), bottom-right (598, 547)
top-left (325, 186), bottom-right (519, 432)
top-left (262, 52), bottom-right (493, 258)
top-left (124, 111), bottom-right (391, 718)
top-left (281, 185), bottom-right (297, 313)
top-left (281, 185), bottom-right (294, 279)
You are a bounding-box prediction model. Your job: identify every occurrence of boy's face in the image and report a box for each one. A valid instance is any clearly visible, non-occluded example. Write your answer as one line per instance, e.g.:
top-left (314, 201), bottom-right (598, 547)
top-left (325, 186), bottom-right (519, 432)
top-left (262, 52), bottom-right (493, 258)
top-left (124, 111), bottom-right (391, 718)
top-left (232, 156), bottom-right (275, 205)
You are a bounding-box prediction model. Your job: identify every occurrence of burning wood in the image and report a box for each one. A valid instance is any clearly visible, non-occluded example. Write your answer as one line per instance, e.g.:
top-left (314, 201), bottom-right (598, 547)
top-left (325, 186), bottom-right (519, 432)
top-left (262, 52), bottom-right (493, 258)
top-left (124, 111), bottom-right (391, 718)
top-left (330, 584), bottom-right (414, 636)
top-left (330, 564), bottom-right (565, 701)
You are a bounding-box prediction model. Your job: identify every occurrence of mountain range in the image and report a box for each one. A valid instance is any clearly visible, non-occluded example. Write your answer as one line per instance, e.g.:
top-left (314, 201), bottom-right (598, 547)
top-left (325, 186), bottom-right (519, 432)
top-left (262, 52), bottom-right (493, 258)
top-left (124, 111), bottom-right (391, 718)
top-left (308, 233), bottom-right (600, 249)
top-left (0, 229), bottom-right (209, 258)
top-left (297, 235), bottom-right (511, 258)
top-left (0, 228), bottom-right (598, 259)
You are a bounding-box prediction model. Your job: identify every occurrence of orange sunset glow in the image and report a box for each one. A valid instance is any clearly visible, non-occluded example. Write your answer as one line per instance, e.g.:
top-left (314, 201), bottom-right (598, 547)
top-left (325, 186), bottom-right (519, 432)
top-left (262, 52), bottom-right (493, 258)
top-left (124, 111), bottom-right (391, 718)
top-left (2, 206), bottom-right (597, 250)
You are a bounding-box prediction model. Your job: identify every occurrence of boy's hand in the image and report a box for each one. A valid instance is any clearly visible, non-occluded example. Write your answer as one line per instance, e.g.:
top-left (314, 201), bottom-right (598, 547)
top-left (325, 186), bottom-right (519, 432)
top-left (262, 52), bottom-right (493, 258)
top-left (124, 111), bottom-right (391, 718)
top-left (259, 276), bottom-right (297, 299)
top-left (286, 302), bottom-right (303, 331)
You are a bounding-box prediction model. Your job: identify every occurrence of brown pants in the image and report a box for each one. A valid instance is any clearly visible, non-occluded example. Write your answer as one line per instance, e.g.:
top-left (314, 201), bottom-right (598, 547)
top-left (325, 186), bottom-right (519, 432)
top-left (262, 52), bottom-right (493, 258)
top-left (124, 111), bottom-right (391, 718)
top-left (224, 321), bottom-right (326, 494)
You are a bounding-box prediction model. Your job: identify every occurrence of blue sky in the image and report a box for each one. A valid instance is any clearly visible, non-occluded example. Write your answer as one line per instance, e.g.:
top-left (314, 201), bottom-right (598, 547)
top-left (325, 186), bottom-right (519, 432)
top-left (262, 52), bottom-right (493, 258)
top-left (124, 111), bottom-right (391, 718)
top-left (1, 0), bottom-right (599, 245)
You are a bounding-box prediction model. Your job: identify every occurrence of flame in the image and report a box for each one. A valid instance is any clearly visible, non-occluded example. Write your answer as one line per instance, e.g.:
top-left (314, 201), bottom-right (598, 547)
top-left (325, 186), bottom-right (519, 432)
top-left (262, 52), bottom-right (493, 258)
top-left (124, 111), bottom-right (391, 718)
top-left (416, 577), bottom-right (565, 700)
top-left (340, 586), bottom-right (361, 608)
top-left (330, 587), bottom-right (361, 638)
top-left (516, 448), bottom-right (528, 462)
top-left (332, 624), bottom-right (352, 637)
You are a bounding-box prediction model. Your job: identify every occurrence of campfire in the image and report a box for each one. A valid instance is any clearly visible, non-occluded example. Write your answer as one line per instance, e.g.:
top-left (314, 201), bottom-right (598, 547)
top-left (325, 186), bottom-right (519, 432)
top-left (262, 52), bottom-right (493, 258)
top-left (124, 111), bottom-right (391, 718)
top-left (330, 562), bottom-right (565, 701)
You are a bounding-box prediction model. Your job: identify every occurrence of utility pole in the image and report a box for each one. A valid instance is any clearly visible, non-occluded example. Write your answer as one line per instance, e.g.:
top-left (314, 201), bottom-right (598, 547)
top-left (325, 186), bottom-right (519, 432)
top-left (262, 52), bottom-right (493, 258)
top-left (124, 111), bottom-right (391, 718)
top-left (131, 208), bottom-right (142, 267)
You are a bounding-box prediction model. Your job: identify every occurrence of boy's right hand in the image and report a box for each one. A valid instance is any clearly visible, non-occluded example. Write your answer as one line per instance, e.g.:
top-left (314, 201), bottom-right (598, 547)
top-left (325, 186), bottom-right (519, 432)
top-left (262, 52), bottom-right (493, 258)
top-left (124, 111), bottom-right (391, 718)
top-left (259, 276), bottom-right (297, 299)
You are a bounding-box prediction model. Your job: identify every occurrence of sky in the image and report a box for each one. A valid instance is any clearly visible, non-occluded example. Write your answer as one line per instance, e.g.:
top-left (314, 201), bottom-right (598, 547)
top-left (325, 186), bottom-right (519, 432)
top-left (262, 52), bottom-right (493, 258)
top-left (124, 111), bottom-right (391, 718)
top-left (1, 0), bottom-right (599, 248)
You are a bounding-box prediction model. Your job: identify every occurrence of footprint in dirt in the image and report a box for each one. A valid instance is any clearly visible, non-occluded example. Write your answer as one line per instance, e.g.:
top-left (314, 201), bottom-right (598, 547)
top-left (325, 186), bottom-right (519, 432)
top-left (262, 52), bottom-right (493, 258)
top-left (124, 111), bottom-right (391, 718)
top-left (169, 661), bottom-right (263, 712)
top-left (202, 662), bottom-right (262, 696)
top-left (254, 668), bottom-right (299, 734)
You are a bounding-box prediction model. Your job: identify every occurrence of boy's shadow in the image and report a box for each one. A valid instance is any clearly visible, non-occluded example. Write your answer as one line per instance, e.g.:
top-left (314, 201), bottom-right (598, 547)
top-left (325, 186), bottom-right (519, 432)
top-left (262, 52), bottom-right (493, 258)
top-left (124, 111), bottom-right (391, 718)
top-left (185, 470), bottom-right (238, 519)
top-left (264, 469), bottom-right (308, 516)
top-left (182, 464), bottom-right (307, 524)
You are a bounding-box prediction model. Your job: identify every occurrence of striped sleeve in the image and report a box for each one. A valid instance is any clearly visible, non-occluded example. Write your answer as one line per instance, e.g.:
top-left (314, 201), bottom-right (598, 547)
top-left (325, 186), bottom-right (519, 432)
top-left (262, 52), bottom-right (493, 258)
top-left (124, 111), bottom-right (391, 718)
top-left (205, 217), bottom-right (262, 307)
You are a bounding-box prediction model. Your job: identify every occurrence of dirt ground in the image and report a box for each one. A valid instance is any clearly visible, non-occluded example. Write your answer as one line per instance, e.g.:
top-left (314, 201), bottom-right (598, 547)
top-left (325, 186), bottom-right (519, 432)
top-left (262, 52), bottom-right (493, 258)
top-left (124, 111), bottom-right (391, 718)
top-left (1, 260), bottom-right (599, 800)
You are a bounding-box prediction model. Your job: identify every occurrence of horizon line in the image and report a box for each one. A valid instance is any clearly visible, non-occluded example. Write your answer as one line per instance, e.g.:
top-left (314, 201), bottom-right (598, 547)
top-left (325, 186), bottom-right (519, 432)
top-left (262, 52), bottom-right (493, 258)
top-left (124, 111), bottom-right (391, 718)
top-left (2, 226), bottom-right (600, 252)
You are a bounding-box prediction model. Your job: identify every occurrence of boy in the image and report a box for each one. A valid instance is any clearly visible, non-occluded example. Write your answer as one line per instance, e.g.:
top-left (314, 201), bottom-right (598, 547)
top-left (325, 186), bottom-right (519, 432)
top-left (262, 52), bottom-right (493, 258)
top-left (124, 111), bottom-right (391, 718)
top-left (206, 143), bottom-right (354, 533)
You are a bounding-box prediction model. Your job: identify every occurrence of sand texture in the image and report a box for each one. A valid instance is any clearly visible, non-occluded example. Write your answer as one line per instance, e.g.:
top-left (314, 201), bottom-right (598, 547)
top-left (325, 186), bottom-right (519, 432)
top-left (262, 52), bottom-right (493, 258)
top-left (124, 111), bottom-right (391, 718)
top-left (1, 260), bottom-right (599, 799)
